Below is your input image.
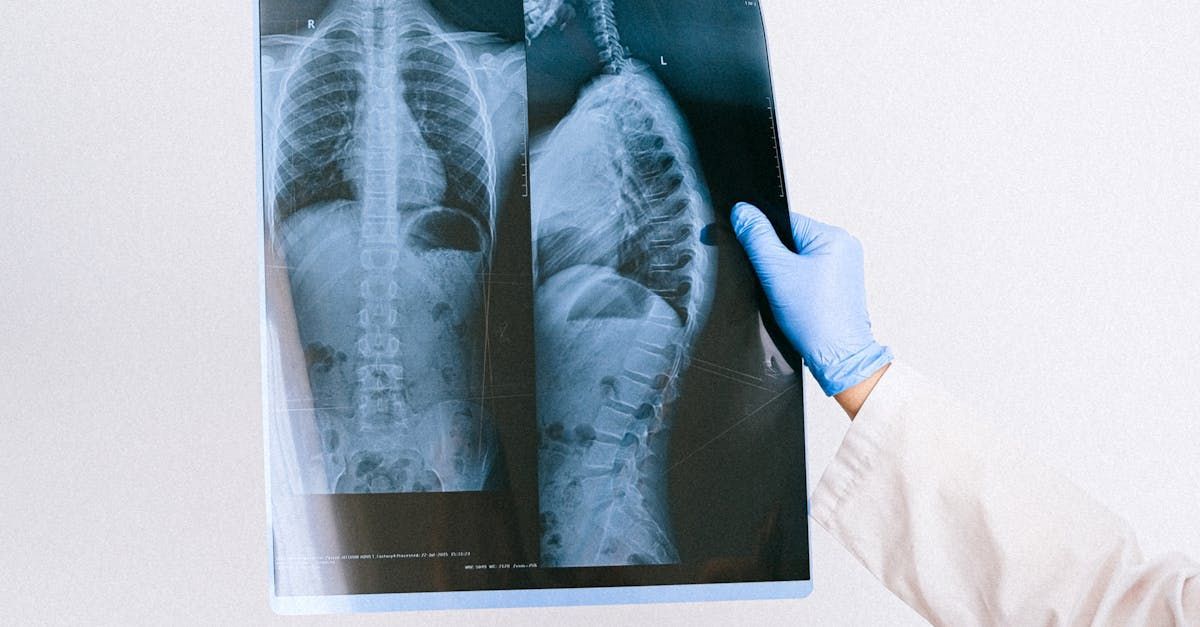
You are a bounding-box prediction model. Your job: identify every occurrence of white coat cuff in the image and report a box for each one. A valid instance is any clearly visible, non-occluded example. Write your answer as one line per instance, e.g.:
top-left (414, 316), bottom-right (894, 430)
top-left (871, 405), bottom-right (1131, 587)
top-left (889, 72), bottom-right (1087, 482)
top-left (809, 360), bottom-right (921, 532)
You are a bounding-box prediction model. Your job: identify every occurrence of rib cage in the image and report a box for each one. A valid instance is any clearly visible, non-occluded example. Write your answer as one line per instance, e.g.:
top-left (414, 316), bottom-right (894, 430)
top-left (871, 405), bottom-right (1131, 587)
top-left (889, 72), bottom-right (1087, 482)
top-left (537, 68), bottom-right (712, 325)
top-left (533, 61), bottom-right (716, 565)
top-left (272, 1), bottom-right (496, 227)
top-left (270, 0), bottom-right (500, 494)
top-left (272, 24), bottom-right (364, 221)
top-left (398, 22), bottom-right (497, 238)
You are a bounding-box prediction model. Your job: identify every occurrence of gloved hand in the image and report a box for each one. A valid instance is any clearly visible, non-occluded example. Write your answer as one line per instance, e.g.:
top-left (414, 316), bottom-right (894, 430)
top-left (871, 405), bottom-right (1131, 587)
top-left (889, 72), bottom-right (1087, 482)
top-left (731, 202), bottom-right (893, 396)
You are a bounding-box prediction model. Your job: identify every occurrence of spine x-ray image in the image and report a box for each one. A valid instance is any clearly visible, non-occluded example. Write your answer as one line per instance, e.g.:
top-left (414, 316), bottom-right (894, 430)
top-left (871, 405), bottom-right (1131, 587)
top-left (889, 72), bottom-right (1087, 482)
top-left (261, 0), bottom-right (810, 608)
top-left (263, 0), bottom-right (527, 493)
top-left (529, 0), bottom-right (716, 567)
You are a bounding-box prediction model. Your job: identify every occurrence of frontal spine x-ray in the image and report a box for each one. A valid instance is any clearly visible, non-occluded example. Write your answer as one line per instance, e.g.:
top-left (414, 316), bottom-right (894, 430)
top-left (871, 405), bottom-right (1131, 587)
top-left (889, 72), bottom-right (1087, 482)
top-left (529, 0), bottom-right (717, 567)
top-left (266, 0), bottom-right (526, 493)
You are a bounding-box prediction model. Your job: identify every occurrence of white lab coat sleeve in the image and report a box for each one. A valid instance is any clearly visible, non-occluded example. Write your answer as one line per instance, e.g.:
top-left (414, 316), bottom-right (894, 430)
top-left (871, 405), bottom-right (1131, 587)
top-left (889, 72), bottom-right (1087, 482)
top-left (809, 361), bottom-right (1200, 626)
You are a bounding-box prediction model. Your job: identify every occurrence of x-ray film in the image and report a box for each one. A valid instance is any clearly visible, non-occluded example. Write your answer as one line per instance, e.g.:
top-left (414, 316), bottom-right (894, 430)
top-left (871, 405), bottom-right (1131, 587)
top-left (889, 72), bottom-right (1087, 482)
top-left (258, 0), bottom-right (810, 613)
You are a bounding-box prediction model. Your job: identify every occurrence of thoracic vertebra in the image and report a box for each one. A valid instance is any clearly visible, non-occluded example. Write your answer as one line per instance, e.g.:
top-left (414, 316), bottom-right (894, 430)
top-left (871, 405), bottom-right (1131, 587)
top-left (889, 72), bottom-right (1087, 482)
top-left (271, 0), bottom-right (499, 494)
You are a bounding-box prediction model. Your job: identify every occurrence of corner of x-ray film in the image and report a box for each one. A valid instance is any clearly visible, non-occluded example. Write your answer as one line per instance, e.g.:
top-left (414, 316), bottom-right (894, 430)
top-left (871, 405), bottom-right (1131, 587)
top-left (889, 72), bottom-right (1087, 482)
top-left (261, 0), bottom-right (528, 495)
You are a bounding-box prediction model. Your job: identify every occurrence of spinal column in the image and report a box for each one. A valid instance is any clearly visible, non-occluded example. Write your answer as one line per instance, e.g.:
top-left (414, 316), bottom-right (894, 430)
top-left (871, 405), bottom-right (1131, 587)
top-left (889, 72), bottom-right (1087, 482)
top-left (532, 0), bottom-right (717, 565)
top-left (271, 0), bottom-right (500, 494)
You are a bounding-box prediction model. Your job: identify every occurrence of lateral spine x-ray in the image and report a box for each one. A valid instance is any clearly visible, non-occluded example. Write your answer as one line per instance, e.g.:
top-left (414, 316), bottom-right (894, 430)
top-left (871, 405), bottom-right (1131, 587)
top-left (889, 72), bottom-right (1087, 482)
top-left (530, 0), bottom-right (716, 566)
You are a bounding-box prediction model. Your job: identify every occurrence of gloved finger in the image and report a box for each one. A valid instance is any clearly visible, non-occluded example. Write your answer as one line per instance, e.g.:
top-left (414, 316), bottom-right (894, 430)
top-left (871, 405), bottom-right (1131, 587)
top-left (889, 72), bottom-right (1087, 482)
top-left (731, 202), bottom-right (793, 269)
top-left (788, 211), bottom-right (842, 254)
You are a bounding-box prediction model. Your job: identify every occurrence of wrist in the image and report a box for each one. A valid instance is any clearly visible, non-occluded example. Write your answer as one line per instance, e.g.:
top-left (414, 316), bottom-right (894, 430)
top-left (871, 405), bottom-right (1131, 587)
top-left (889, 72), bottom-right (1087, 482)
top-left (810, 341), bottom-right (894, 397)
top-left (834, 362), bottom-right (890, 419)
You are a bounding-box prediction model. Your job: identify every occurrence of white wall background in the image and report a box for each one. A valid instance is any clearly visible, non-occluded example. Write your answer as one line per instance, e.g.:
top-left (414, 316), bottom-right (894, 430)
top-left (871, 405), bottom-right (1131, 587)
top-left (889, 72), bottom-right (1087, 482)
top-left (1, 1), bottom-right (1197, 624)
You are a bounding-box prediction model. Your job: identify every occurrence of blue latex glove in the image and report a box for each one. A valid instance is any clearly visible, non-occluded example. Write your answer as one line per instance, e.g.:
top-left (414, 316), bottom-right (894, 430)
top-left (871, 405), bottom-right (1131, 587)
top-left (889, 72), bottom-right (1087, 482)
top-left (731, 202), bottom-right (893, 396)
